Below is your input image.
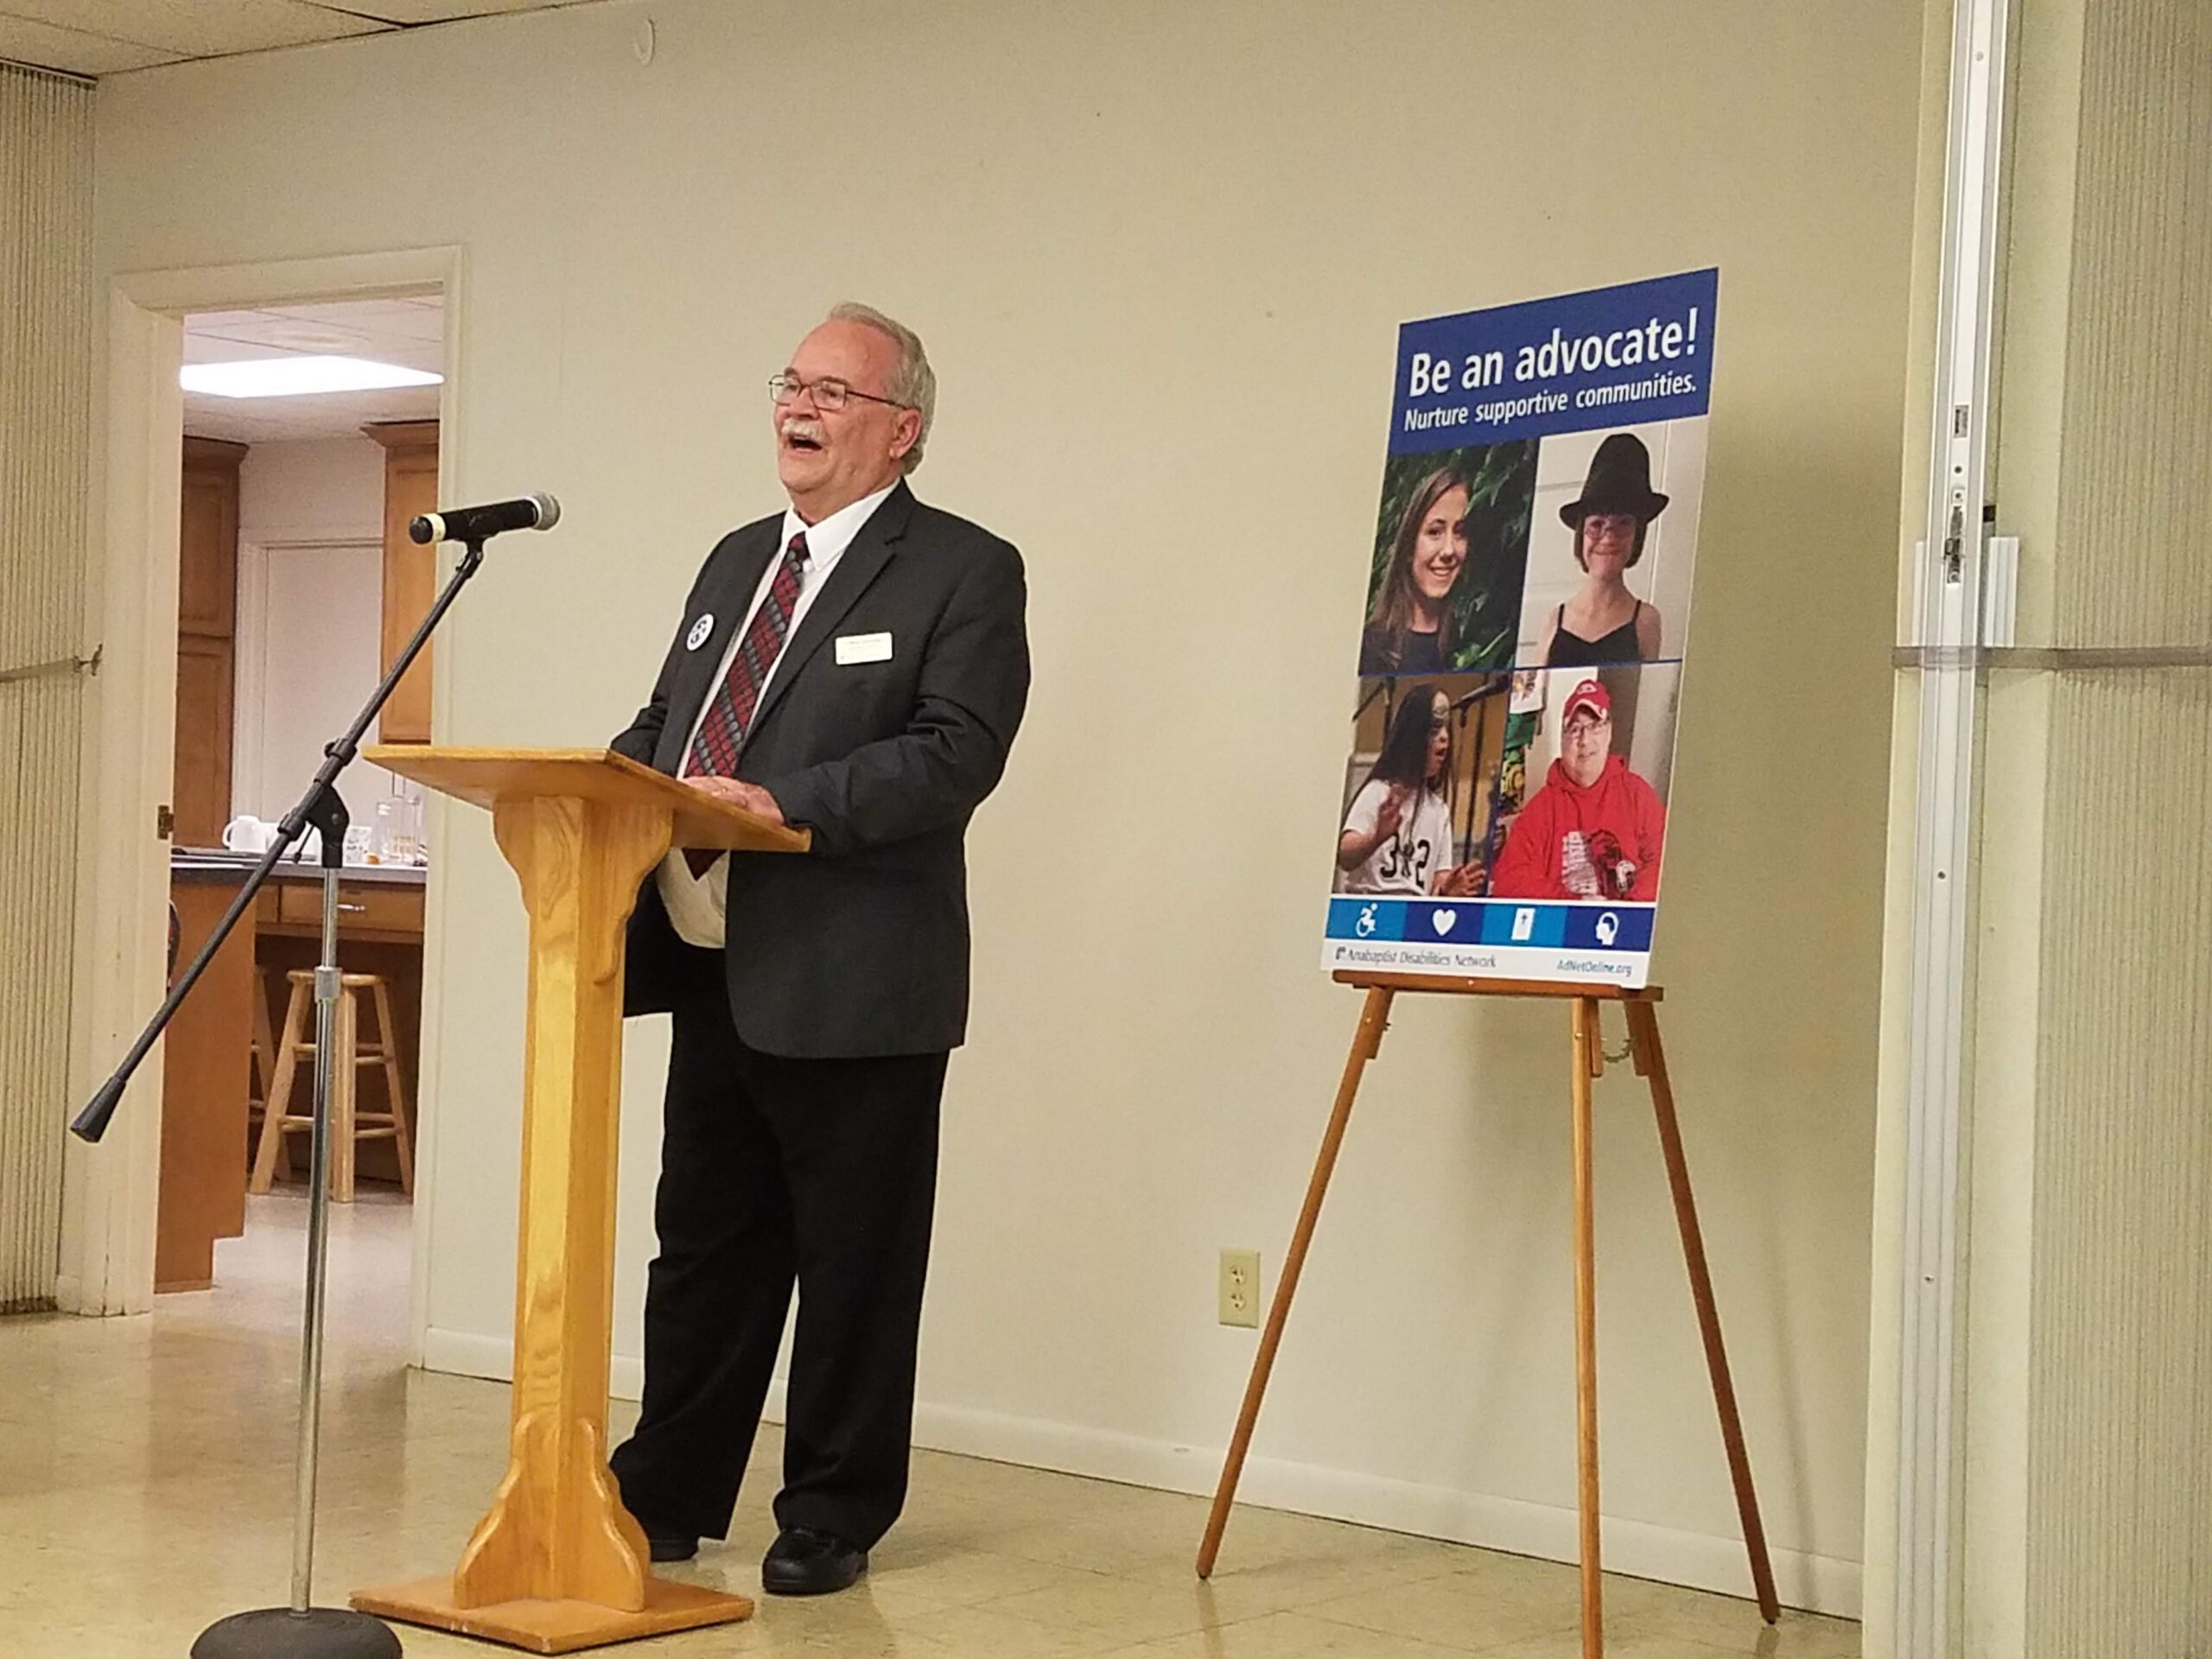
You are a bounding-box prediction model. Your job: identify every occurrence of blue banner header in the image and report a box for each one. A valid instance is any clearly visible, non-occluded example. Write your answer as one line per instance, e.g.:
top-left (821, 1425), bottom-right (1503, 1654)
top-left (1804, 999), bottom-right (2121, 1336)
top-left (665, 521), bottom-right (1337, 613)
top-left (1389, 268), bottom-right (1719, 454)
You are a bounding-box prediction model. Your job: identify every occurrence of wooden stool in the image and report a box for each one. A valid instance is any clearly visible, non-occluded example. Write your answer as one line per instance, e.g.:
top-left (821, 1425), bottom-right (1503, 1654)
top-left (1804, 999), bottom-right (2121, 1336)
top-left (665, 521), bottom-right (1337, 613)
top-left (249, 969), bottom-right (415, 1202)
top-left (244, 969), bottom-right (292, 1183)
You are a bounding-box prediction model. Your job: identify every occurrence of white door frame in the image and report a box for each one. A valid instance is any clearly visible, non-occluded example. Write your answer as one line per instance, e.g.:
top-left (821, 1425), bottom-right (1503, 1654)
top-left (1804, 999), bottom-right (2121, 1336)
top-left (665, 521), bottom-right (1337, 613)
top-left (60, 246), bottom-right (464, 1370)
top-left (1883, 0), bottom-right (2013, 1650)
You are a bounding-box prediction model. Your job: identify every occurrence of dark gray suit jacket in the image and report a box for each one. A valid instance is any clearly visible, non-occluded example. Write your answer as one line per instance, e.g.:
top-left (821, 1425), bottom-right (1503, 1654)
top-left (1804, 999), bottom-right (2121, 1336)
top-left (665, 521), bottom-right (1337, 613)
top-left (610, 481), bottom-right (1029, 1058)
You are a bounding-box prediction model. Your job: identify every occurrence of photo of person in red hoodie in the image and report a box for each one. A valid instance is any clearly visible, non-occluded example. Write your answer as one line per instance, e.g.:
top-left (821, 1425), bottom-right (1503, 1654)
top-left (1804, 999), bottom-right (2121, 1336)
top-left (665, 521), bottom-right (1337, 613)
top-left (1489, 677), bottom-right (1665, 901)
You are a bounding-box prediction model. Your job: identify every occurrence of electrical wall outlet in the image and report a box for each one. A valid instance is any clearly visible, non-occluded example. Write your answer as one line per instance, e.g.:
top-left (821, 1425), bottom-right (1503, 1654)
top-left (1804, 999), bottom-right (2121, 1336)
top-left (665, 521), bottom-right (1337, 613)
top-left (1218, 1249), bottom-right (1262, 1328)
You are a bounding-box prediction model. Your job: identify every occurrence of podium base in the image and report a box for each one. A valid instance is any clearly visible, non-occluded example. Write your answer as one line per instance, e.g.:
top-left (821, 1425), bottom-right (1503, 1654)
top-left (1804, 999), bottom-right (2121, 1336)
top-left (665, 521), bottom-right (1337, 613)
top-left (350, 1576), bottom-right (753, 1654)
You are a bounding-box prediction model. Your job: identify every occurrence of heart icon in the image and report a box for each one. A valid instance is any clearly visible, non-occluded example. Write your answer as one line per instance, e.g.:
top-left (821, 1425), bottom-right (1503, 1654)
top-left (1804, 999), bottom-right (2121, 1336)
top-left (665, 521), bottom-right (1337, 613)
top-left (1431, 908), bottom-right (1456, 937)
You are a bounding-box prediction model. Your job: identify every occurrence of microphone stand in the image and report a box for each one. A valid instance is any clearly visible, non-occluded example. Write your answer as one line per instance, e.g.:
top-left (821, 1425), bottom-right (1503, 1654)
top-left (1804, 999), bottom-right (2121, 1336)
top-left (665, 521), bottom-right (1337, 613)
top-left (72, 534), bottom-right (492, 1659)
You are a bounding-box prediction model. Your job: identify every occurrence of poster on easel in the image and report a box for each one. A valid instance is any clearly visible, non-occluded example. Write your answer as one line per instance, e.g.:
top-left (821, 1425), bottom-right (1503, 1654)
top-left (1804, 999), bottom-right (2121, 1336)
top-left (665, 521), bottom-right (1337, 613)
top-left (1325, 269), bottom-right (1718, 988)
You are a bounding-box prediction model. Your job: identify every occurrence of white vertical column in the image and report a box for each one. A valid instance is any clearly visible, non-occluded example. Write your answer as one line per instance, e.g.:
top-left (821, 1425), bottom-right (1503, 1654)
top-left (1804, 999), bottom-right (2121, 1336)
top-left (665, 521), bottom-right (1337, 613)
top-left (1893, 0), bottom-right (2013, 1652)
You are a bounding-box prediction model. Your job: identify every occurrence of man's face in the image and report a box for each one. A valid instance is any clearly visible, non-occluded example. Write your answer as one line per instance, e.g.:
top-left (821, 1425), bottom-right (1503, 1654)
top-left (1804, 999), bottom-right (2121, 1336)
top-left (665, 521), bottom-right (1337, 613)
top-left (773, 319), bottom-right (918, 518)
top-left (1560, 708), bottom-right (1611, 786)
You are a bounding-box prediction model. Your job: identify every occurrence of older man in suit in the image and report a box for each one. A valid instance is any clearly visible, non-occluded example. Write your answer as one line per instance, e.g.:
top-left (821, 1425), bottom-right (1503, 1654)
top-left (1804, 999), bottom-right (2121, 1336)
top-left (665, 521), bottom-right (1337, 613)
top-left (607, 303), bottom-right (1028, 1595)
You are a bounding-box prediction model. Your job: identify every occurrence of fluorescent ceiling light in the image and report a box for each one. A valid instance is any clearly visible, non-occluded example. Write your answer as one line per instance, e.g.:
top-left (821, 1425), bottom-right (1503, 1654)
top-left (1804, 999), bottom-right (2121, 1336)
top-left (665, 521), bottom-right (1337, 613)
top-left (181, 356), bottom-right (442, 399)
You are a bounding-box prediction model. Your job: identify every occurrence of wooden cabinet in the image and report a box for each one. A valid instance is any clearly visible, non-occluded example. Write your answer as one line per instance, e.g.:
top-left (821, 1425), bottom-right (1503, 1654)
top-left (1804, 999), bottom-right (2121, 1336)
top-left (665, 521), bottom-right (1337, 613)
top-left (156, 875), bottom-right (255, 1292)
top-left (268, 879), bottom-right (424, 937)
top-left (173, 437), bottom-right (246, 848)
top-left (173, 637), bottom-right (236, 844)
top-left (365, 421), bottom-right (440, 743)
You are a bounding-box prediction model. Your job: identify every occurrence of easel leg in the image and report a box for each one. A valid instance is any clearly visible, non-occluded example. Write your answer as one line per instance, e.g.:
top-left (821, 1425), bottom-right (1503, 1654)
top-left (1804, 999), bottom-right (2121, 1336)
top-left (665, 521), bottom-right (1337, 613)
top-left (1196, 985), bottom-right (1395, 1578)
top-left (1624, 1000), bottom-right (1781, 1624)
top-left (1569, 998), bottom-right (1603, 1657)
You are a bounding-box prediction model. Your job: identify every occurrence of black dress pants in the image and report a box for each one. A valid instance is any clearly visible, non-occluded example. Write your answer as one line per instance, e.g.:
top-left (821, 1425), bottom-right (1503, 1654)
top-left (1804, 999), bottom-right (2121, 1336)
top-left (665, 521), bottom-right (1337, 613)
top-left (609, 965), bottom-right (945, 1550)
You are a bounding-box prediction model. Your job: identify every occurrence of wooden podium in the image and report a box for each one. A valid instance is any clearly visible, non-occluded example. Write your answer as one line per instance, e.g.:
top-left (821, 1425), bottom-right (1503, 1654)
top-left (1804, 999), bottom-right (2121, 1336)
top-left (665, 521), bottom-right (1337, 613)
top-left (350, 747), bottom-right (809, 1655)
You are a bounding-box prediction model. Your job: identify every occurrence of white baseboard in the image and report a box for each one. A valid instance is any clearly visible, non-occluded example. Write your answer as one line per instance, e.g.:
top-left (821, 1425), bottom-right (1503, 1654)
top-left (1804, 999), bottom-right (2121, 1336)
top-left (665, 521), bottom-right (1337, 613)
top-left (421, 1326), bottom-right (513, 1383)
top-left (901, 1399), bottom-right (1860, 1619)
top-left (418, 1331), bottom-right (1859, 1619)
top-left (49, 1274), bottom-right (137, 1318)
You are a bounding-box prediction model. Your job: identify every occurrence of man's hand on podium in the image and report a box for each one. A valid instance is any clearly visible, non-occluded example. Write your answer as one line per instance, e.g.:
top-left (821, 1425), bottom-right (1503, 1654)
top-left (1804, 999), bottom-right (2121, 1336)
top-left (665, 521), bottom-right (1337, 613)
top-left (687, 774), bottom-right (785, 828)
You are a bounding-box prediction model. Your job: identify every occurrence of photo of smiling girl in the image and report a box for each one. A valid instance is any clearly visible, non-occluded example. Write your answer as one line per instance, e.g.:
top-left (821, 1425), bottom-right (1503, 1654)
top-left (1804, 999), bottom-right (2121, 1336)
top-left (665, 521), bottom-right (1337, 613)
top-left (1359, 468), bottom-right (1469, 673)
top-left (1357, 440), bottom-right (1537, 676)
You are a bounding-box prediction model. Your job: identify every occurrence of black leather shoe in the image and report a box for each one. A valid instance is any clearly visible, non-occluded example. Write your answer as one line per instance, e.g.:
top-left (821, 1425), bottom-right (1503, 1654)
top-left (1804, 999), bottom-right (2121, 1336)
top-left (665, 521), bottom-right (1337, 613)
top-left (640, 1525), bottom-right (697, 1563)
top-left (760, 1526), bottom-right (867, 1596)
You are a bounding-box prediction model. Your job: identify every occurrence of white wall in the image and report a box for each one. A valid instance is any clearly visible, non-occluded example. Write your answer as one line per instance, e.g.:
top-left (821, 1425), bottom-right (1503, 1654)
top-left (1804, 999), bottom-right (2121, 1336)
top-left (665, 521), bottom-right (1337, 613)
top-left (92, 0), bottom-right (1923, 1615)
top-left (231, 437), bottom-right (414, 830)
top-left (237, 435), bottom-right (380, 543)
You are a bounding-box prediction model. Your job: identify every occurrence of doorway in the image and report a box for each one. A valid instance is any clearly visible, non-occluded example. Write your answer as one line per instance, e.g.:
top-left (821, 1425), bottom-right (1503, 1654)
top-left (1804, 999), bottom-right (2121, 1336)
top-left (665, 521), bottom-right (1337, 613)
top-left (160, 296), bottom-right (445, 1351)
top-left (62, 249), bottom-right (461, 1372)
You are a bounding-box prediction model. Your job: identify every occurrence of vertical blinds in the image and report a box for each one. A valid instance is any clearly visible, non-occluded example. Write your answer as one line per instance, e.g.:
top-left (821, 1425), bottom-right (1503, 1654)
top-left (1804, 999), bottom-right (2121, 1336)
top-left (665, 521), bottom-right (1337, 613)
top-left (0, 60), bottom-right (95, 1313)
top-left (2023, 0), bottom-right (2212, 1649)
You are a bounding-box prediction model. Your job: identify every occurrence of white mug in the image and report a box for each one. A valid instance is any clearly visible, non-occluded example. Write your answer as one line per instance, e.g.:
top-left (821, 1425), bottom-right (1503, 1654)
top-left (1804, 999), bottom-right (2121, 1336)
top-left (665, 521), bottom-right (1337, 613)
top-left (222, 815), bottom-right (275, 854)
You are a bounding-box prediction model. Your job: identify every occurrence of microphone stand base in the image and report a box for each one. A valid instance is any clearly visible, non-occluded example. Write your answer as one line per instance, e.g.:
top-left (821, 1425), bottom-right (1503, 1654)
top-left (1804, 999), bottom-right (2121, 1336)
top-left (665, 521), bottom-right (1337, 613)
top-left (191, 1607), bottom-right (403, 1659)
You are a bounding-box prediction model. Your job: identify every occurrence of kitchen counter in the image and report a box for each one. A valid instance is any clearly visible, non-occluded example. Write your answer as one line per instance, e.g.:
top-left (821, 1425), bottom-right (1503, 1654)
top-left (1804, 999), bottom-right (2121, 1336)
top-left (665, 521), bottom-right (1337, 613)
top-left (156, 849), bottom-right (428, 1292)
top-left (170, 848), bottom-right (429, 886)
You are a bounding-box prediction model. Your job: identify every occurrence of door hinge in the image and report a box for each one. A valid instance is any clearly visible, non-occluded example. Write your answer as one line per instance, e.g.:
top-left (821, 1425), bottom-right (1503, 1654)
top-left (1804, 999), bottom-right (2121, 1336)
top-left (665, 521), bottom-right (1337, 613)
top-left (156, 804), bottom-right (175, 841)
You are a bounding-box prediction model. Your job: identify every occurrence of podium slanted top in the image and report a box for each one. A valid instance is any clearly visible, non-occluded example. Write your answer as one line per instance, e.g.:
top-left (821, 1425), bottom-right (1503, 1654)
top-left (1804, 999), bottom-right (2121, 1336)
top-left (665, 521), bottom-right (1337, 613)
top-left (364, 746), bottom-right (811, 854)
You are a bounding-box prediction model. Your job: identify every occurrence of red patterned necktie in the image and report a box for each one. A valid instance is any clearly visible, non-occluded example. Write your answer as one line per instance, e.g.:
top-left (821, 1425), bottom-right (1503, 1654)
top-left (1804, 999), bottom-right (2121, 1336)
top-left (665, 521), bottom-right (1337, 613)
top-left (681, 530), bottom-right (809, 874)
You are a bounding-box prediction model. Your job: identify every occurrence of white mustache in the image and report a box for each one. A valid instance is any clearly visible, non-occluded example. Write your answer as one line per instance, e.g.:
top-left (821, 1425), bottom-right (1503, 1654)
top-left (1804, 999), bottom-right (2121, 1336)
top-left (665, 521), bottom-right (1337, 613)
top-left (780, 416), bottom-right (827, 445)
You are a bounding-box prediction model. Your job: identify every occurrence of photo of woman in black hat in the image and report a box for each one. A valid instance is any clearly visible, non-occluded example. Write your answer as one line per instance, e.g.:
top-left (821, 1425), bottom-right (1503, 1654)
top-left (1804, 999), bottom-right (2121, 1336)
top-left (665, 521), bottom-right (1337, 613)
top-left (1533, 431), bottom-right (1669, 666)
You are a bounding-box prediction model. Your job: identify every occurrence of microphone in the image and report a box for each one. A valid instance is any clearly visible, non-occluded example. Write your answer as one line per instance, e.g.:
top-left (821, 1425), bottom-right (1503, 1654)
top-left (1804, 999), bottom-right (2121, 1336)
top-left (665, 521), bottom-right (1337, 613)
top-left (409, 493), bottom-right (561, 545)
top-left (1451, 681), bottom-right (1504, 711)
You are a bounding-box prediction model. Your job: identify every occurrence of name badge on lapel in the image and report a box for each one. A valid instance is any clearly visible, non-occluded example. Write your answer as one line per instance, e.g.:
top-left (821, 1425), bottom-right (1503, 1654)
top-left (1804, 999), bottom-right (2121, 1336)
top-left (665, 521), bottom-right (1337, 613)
top-left (835, 632), bottom-right (893, 665)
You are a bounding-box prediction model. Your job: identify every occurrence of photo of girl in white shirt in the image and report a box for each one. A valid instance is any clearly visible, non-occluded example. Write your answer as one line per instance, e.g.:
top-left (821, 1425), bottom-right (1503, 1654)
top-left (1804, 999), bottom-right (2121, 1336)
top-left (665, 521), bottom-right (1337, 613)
top-left (1335, 684), bottom-right (1483, 897)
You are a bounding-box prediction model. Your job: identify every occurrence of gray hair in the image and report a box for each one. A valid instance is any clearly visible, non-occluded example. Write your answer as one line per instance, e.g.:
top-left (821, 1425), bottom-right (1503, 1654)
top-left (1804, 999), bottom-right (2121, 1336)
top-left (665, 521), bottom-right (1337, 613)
top-left (829, 301), bottom-right (935, 474)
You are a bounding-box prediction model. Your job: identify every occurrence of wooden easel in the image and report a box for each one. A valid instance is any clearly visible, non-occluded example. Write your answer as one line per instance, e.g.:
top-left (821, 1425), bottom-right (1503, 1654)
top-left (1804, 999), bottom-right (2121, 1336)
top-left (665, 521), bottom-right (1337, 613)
top-left (1196, 972), bottom-right (1780, 1659)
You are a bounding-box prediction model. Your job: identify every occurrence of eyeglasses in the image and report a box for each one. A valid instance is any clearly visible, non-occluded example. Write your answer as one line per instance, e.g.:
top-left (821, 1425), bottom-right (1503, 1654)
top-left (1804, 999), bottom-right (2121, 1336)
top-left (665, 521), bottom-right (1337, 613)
top-left (768, 372), bottom-right (910, 413)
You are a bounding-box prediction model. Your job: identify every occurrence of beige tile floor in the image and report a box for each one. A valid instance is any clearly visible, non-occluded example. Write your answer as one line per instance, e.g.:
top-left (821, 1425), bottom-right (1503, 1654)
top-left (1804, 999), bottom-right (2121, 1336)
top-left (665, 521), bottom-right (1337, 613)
top-left (0, 1193), bottom-right (1859, 1658)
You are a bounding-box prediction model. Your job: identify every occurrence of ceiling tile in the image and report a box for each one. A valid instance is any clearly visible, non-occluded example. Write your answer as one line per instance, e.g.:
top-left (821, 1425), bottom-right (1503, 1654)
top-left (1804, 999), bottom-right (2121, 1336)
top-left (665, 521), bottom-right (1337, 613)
top-left (340, 296), bottom-right (446, 319)
top-left (182, 411), bottom-right (273, 442)
top-left (181, 335), bottom-right (444, 372)
top-left (0, 13), bottom-right (178, 73)
top-left (188, 299), bottom-right (442, 356)
top-left (200, 316), bottom-right (378, 352)
top-left (4, 2), bottom-right (385, 55)
top-left (178, 307), bottom-right (283, 333)
top-left (323, 302), bottom-right (447, 344)
top-left (329, 0), bottom-right (568, 23)
top-left (183, 378), bottom-right (440, 443)
top-left (182, 297), bottom-right (443, 441)
top-left (181, 337), bottom-right (285, 365)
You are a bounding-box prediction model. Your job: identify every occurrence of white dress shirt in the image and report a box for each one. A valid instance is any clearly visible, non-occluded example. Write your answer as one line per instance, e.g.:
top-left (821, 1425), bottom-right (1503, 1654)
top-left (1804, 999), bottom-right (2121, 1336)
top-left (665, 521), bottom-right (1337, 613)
top-left (656, 483), bottom-right (897, 949)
